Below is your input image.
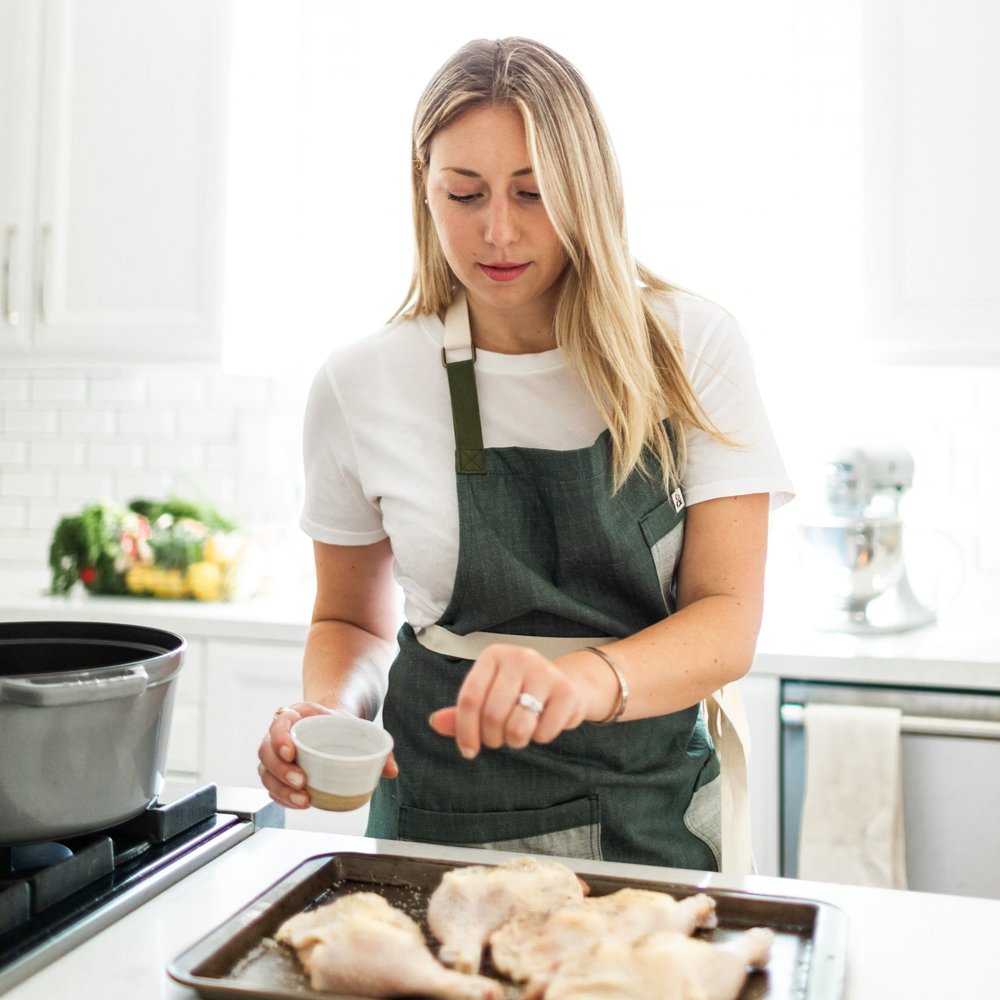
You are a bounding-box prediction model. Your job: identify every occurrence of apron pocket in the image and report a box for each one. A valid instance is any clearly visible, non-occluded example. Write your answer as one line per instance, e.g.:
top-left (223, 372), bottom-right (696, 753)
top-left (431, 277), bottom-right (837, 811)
top-left (398, 795), bottom-right (603, 861)
top-left (682, 773), bottom-right (722, 869)
top-left (639, 495), bottom-right (684, 547)
top-left (639, 499), bottom-right (685, 604)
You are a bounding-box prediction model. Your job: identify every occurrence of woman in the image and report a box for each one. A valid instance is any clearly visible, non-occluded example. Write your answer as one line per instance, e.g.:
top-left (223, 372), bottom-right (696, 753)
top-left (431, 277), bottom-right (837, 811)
top-left (258, 37), bottom-right (792, 871)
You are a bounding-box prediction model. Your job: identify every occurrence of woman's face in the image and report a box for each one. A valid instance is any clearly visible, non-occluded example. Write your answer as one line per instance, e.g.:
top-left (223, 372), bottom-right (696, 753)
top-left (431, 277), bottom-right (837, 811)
top-left (425, 103), bottom-right (567, 330)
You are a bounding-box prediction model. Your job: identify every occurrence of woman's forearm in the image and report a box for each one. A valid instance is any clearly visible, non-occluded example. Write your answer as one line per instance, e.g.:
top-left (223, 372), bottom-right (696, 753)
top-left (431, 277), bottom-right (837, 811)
top-left (303, 619), bottom-right (397, 721)
top-left (557, 593), bottom-right (761, 724)
top-left (559, 494), bottom-right (769, 724)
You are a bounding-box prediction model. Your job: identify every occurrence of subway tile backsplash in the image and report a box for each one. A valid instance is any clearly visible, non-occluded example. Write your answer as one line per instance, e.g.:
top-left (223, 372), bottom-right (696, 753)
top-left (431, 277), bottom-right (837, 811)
top-left (0, 365), bottom-right (307, 593)
top-left (2, 360), bottom-right (999, 617)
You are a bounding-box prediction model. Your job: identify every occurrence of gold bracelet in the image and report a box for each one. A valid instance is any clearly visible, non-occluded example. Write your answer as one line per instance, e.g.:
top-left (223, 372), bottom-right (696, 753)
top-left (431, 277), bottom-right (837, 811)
top-left (585, 646), bottom-right (629, 724)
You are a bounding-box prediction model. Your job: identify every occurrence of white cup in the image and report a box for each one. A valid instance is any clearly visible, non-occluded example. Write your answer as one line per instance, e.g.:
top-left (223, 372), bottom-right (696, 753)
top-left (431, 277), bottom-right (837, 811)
top-left (290, 714), bottom-right (394, 812)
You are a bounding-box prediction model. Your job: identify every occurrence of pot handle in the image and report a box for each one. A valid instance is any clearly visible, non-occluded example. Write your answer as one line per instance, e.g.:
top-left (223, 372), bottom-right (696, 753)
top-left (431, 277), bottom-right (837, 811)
top-left (0, 665), bottom-right (150, 706)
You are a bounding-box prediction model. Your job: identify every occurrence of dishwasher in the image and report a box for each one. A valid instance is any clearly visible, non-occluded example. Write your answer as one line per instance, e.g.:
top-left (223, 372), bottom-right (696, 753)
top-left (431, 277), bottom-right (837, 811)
top-left (780, 679), bottom-right (1000, 898)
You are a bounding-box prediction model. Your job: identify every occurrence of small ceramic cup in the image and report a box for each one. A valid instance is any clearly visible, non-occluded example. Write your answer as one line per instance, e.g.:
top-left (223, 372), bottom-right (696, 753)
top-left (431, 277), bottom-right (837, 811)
top-left (290, 714), bottom-right (394, 812)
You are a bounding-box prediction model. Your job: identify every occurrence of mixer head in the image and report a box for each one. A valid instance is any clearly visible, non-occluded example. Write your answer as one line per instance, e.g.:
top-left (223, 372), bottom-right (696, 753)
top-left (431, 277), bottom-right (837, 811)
top-left (824, 444), bottom-right (914, 517)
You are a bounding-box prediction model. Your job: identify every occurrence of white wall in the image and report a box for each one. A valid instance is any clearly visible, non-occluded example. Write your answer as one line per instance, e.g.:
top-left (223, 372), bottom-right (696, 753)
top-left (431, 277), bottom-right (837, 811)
top-left (1, 0), bottom-right (997, 612)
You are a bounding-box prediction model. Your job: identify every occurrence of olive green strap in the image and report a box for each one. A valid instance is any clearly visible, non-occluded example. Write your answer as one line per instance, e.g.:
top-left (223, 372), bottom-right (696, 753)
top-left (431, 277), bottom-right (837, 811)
top-left (445, 358), bottom-right (485, 474)
top-left (442, 292), bottom-right (485, 475)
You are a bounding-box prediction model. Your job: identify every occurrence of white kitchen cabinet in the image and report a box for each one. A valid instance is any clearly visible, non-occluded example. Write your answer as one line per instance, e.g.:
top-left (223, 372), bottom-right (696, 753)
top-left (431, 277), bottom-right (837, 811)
top-left (201, 637), bottom-right (305, 789)
top-left (739, 671), bottom-right (781, 877)
top-left (864, 0), bottom-right (1000, 362)
top-left (0, 0), bottom-right (40, 343)
top-left (0, 0), bottom-right (229, 362)
top-left (198, 636), bottom-right (375, 837)
top-left (164, 636), bottom-right (204, 779)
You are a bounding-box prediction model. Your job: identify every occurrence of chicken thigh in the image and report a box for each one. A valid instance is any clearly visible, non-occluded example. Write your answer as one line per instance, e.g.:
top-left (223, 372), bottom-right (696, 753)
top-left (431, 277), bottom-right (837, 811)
top-left (530, 926), bottom-right (776, 1000)
top-left (276, 891), bottom-right (501, 999)
top-left (490, 887), bottom-right (718, 984)
top-left (427, 856), bottom-right (589, 974)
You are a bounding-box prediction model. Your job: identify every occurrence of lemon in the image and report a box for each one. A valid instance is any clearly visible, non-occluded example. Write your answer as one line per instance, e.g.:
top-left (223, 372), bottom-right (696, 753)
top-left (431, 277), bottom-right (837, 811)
top-left (204, 533), bottom-right (241, 566)
top-left (187, 561), bottom-right (223, 601)
top-left (125, 564), bottom-right (153, 594)
top-left (149, 567), bottom-right (190, 599)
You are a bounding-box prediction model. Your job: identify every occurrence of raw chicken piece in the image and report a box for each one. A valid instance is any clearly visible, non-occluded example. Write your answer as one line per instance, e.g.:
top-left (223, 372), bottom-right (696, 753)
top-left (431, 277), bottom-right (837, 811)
top-left (427, 856), bottom-right (589, 974)
top-left (490, 888), bottom-right (718, 983)
top-left (528, 926), bottom-right (775, 1000)
top-left (275, 891), bottom-right (501, 999)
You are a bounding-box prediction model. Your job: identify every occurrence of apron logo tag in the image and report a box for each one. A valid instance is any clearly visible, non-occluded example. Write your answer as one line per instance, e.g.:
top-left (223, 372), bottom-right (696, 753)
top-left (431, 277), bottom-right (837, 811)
top-left (671, 488), bottom-right (685, 513)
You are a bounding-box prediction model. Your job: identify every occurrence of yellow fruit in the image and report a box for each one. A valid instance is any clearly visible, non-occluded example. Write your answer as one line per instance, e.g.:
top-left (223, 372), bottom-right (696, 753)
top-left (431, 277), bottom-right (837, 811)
top-left (187, 561), bottom-right (223, 602)
top-left (125, 564), bottom-right (153, 594)
top-left (204, 533), bottom-right (241, 566)
top-left (150, 567), bottom-right (190, 599)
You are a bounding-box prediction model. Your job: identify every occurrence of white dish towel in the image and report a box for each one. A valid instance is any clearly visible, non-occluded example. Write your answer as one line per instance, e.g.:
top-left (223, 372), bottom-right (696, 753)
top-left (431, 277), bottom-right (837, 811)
top-left (798, 703), bottom-right (908, 889)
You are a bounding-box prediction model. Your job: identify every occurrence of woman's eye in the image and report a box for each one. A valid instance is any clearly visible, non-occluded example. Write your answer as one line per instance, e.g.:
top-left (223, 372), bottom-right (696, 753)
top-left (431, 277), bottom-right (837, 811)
top-left (447, 193), bottom-right (479, 204)
top-left (519, 191), bottom-right (542, 202)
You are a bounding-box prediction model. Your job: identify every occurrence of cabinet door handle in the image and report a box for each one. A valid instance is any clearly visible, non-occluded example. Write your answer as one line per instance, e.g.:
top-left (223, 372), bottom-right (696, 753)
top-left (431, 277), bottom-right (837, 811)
top-left (780, 703), bottom-right (1000, 741)
top-left (2, 225), bottom-right (18, 327)
top-left (37, 224), bottom-right (52, 324)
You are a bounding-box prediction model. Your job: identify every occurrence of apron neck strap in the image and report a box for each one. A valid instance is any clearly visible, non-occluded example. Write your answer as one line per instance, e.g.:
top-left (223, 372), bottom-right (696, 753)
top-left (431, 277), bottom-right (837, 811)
top-left (442, 291), bottom-right (485, 475)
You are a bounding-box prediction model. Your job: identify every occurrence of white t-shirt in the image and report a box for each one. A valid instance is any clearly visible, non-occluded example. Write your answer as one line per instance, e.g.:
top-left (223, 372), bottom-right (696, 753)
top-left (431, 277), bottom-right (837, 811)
top-left (301, 290), bottom-right (794, 628)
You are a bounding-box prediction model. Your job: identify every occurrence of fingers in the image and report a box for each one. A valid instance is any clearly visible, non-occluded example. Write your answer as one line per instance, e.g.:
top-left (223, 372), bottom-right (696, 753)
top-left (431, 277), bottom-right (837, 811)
top-left (469, 653), bottom-right (523, 752)
top-left (441, 645), bottom-right (587, 759)
top-left (256, 757), bottom-right (309, 809)
top-left (429, 706), bottom-right (458, 737)
top-left (382, 751), bottom-right (400, 779)
top-left (257, 701), bottom-right (329, 809)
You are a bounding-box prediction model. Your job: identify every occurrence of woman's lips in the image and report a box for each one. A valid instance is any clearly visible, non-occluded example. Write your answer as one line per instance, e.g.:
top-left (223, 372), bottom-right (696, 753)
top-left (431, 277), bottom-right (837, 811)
top-left (479, 262), bottom-right (530, 283)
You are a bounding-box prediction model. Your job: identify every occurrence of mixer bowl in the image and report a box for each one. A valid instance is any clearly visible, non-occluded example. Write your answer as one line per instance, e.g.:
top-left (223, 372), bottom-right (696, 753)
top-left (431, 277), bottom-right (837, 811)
top-left (800, 517), bottom-right (905, 610)
top-left (799, 516), bottom-right (935, 633)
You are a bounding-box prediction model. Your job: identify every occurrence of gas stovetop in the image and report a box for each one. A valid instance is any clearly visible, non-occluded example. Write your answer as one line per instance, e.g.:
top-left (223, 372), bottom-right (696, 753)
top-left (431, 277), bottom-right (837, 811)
top-left (0, 783), bottom-right (281, 994)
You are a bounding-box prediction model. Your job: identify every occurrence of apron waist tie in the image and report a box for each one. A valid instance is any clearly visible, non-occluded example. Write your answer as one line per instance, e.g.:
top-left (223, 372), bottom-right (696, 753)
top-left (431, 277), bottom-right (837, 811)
top-left (413, 624), bottom-right (753, 876)
top-left (416, 623), bottom-right (612, 660)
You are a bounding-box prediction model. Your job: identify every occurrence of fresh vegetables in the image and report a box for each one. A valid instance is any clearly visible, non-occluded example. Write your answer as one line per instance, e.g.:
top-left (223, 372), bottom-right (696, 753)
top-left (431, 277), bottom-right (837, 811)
top-left (48, 498), bottom-right (243, 601)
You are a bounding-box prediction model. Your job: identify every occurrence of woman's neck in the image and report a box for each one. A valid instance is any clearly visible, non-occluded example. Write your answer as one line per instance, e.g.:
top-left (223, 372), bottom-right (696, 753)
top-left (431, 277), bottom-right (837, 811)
top-left (465, 294), bottom-right (558, 355)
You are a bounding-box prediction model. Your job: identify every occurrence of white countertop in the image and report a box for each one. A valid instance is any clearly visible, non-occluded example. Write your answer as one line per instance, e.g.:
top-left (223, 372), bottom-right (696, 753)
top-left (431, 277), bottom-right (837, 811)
top-left (0, 587), bottom-right (312, 643)
top-left (4, 827), bottom-right (1000, 1000)
top-left (2, 577), bottom-right (1000, 687)
top-left (751, 597), bottom-right (1000, 690)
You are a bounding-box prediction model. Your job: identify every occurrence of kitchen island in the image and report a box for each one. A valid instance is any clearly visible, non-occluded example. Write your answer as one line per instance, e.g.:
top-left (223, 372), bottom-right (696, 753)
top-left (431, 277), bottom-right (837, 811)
top-left (3, 826), bottom-right (999, 1000)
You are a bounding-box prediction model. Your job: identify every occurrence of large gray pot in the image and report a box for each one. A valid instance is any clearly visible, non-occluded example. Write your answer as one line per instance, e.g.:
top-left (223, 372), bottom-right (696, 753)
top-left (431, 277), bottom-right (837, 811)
top-left (0, 620), bottom-right (185, 845)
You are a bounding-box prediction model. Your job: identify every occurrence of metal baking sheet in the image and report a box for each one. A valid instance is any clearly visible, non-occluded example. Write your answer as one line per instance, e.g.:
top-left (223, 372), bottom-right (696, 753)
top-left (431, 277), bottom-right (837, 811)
top-left (168, 851), bottom-right (847, 1000)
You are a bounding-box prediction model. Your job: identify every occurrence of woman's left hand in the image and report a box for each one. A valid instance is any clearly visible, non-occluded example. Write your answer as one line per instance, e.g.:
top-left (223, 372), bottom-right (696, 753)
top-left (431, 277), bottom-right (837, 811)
top-left (428, 643), bottom-right (591, 758)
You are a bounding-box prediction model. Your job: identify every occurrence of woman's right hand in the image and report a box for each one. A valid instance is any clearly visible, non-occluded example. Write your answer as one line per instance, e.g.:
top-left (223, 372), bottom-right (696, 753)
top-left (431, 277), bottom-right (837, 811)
top-left (257, 702), bottom-right (330, 809)
top-left (257, 701), bottom-right (398, 809)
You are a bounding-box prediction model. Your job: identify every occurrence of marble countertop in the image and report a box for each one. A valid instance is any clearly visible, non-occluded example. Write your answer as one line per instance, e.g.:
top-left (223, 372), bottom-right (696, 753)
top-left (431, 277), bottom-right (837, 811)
top-left (4, 827), bottom-right (1000, 1000)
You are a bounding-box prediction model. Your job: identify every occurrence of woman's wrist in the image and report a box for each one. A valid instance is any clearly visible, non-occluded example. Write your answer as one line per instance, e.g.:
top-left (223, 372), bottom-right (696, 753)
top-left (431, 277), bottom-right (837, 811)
top-left (585, 646), bottom-right (629, 723)
top-left (560, 647), bottom-right (627, 723)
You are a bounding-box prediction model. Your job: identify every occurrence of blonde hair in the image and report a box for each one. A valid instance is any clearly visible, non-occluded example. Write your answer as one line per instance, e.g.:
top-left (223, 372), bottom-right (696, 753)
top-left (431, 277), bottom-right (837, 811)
top-left (397, 37), bottom-right (729, 490)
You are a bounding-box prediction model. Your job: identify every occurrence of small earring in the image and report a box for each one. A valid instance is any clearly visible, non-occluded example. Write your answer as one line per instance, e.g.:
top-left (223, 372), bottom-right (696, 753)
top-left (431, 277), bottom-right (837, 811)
top-left (423, 198), bottom-right (429, 205)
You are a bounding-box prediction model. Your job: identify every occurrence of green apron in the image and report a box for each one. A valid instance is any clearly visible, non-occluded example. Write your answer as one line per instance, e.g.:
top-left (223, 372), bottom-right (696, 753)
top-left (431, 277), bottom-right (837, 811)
top-left (367, 295), bottom-right (721, 869)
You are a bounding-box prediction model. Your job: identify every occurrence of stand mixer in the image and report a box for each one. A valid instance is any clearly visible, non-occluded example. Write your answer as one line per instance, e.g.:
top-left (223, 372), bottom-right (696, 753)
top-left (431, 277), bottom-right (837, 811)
top-left (799, 445), bottom-right (935, 634)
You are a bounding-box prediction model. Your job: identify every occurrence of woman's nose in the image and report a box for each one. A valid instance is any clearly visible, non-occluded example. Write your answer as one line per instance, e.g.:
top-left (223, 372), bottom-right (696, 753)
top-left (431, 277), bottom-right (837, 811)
top-left (484, 197), bottom-right (518, 247)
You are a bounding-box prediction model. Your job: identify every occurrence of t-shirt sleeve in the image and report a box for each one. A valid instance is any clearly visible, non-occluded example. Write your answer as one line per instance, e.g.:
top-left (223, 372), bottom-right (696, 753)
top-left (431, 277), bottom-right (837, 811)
top-left (681, 309), bottom-right (795, 510)
top-left (299, 361), bottom-right (388, 545)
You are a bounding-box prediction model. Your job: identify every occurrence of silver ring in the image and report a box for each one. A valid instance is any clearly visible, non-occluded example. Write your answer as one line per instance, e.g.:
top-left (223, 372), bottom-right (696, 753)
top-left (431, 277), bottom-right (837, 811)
top-left (516, 692), bottom-right (545, 716)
